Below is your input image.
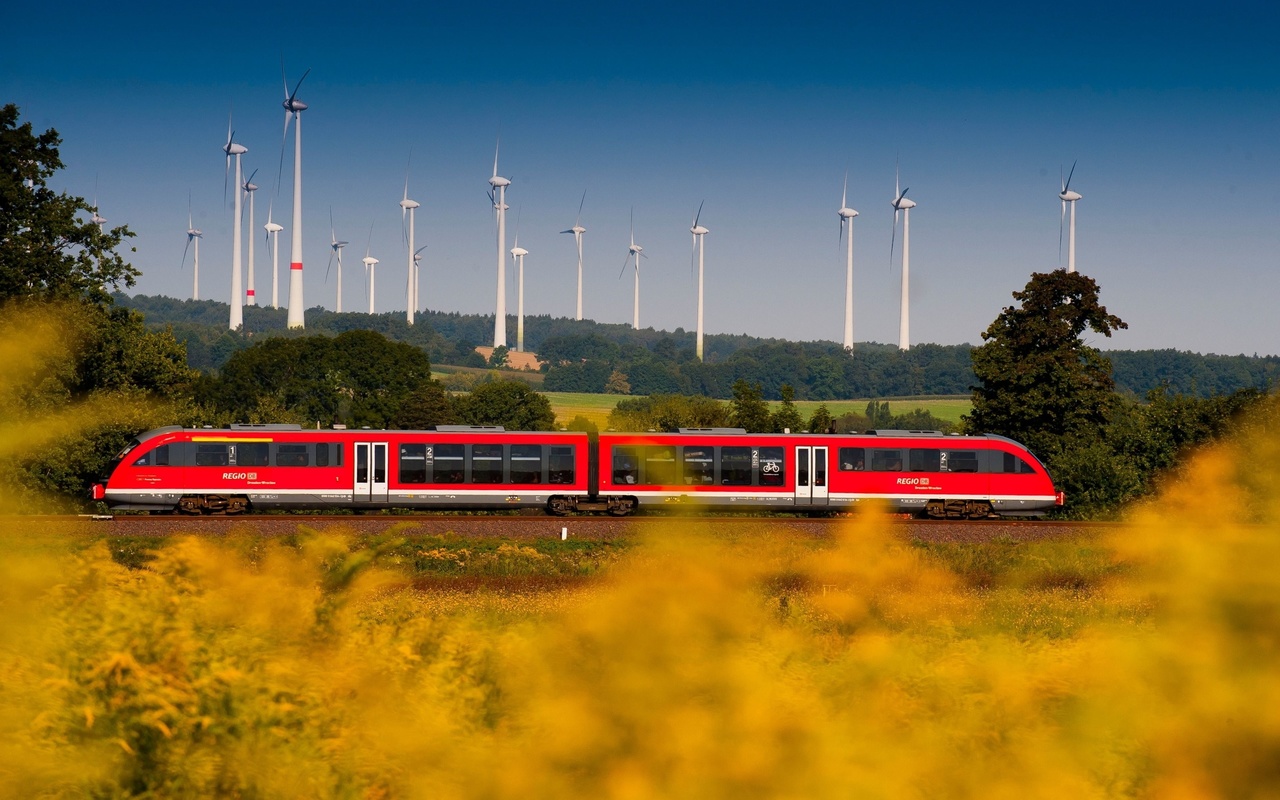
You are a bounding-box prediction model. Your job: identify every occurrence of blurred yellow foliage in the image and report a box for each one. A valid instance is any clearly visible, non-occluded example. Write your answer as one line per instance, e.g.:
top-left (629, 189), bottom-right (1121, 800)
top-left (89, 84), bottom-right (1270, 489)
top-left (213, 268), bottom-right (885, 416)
top-left (2, 403), bottom-right (1280, 796)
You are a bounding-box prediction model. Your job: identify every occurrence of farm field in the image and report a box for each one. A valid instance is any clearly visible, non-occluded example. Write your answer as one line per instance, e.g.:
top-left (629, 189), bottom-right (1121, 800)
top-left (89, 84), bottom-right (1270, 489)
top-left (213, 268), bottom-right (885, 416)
top-left (2, 429), bottom-right (1277, 796)
top-left (541, 391), bottom-right (972, 429)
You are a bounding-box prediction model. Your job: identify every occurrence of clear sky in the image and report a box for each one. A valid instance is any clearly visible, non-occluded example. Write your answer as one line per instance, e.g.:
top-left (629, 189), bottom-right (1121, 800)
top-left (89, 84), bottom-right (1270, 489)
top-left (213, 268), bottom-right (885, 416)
top-left (4, 0), bottom-right (1277, 355)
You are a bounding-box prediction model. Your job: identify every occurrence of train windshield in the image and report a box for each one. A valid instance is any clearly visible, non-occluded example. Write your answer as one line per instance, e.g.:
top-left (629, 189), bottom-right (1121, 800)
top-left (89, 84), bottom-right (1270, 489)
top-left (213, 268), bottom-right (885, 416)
top-left (102, 438), bottom-right (142, 482)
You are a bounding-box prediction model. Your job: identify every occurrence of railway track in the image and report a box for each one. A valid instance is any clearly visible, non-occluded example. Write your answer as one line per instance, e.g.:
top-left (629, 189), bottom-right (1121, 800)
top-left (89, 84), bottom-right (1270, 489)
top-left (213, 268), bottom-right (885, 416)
top-left (6, 514), bottom-right (1118, 544)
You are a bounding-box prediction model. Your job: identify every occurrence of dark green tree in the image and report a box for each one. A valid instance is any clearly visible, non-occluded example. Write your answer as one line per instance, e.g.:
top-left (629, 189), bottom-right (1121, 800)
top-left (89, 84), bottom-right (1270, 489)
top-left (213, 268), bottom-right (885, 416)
top-left (729, 379), bottom-right (772, 433)
top-left (865, 401), bottom-right (893, 429)
top-left (965, 270), bottom-right (1127, 456)
top-left (390, 380), bottom-right (459, 429)
top-left (457, 381), bottom-right (556, 430)
top-left (607, 394), bottom-right (730, 432)
top-left (808, 404), bottom-right (834, 434)
top-left (770, 383), bottom-right (804, 433)
top-left (488, 345), bottom-right (509, 368)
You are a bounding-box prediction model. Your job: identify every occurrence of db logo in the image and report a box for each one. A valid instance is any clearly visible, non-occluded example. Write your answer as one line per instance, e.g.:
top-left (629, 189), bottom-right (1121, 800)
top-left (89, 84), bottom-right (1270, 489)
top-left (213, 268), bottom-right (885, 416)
top-left (897, 477), bottom-right (930, 485)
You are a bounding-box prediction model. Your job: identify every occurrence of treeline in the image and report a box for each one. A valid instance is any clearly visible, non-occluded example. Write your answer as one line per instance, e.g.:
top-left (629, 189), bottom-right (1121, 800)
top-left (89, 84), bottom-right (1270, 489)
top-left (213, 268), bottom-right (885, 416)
top-left (120, 294), bottom-right (1280, 400)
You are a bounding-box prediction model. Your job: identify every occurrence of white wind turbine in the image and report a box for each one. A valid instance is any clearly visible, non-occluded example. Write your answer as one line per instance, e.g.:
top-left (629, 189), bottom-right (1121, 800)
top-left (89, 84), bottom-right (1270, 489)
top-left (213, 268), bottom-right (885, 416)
top-left (620, 210), bottom-right (645, 329)
top-left (180, 196), bottom-right (202, 301)
top-left (280, 66), bottom-right (310, 329)
top-left (264, 202), bottom-right (283, 309)
top-left (223, 115), bottom-right (247, 331)
top-left (400, 164), bottom-right (421, 325)
top-left (511, 216), bottom-right (528, 352)
top-left (690, 201), bottom-right (710, 361)
top-left (889, 166), bottom-right (916, 351)
top-left (1059, 161), bottom-right (1082, 273)
top-left (90, 176), bottom-right (107, 233)
top-left (488, 139), bottom-right (511, 348)
top-left (327, 209), bottom-right (348, 313)
top-left (361, 223), bottom-right (378, 315)
top-left (838, 173), bottom-right (859, 351)
top-left (242, 170), bottom-right (258, 306)
top-left (560, 190), bottom-right (587, 320)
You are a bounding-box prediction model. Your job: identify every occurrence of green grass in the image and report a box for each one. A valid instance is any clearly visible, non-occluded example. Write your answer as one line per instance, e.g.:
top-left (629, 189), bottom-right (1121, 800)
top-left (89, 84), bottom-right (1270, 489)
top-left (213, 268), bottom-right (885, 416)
top-left (540, 392), bottom-right (972, 429)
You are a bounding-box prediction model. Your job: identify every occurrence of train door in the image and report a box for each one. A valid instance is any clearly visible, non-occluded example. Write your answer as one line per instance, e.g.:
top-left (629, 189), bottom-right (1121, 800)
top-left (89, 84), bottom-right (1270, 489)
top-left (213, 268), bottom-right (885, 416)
top-left (353, 442), bottom-right (388, 504)
top-left (794, 446), bottom-right (829, 506)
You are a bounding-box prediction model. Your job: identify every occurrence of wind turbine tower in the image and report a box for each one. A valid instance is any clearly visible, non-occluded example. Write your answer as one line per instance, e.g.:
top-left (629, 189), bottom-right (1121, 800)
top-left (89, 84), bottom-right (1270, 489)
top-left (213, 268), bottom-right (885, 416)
top-left (488, 141), bottom-right (511, 348)
top-left (621, 212), bottom-right (644, 329)
top-left (223, 119), bottom-right (247, 331)
top-left (327, 211), bottom-right (348, 313)
top-left (690, 202), bottom-right (709, 361)
top-left (511, 236), bottom-right (529, 352)
top-left (561, 191), bottom-right (586, 320)
top-left (181, 201), bottom-right (202, 301)
top-left (282, 67), bottom-right (310, 329)
top-left (1059, 161), bottom-right (1082, 273)
top-left (400, 172), bottom-right (420, 325)
top-left (838, 174), bottom-right (859, 351)
top-left (243, 171), bottom-right (258, 306)
top-left (264, 203), bottom-right (283, 308)
top-left (362, 223), bottom-right (378, 315)
top-left (890, 170), bottom-right (916, 351)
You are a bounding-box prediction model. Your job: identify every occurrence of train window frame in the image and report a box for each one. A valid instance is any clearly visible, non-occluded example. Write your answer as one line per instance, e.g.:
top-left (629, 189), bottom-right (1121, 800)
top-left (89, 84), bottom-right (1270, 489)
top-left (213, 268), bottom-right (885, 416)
top-left (838, 447), bottom-right (865, 472)
top-left (612, 447), bottom-right (640, 485)
top-left (643, 446), bottom-right (678, 486)
top-left (194, 443), bottom-right (230, 467)
top-left (240, 442), bottom-right (270, 467)
top-left (399, 443), bottom-right (428, 484)
top-left (432, 443), bottom-right (465, 484)
top-left (549, 445), bottom-right (576, 485)
top-left (941, 450), bottom-right (980, 473)
top-left (316, 444), bottom-right (330, 468)
top-left (720, 446), bottom-right (753, 486)
top-left (276, 444), bottom-right (309, 468)
top-left (758, 446), bottom-right (785, 486)
top-left (1002, 452), bottom-right (1036, 475)
top-left (682, 446), bottom-right (714, 485)
top-left (869, 449), bottom-right (904, 472)
top-left (132, 444), bottom-right (171, 467)
top-left (510, 444), bottom-right (543, 484)
top-left (470, 443), bottom-right (504, 484)
top-left (909, 448), bottom-right (941, 473)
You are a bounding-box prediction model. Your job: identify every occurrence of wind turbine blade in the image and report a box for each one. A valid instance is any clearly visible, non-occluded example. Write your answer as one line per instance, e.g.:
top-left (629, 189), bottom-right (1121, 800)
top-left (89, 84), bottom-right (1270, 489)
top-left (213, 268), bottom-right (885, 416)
top-left (694, 199), bottom-right (704, 228)
top-left (842, 171), bottom-right (848, 209)
top-left (277, 110), bottom-right (291, 196)
top-left (620, 252), bottom-right (631, 279)
top-left (365, 221), bottom-right (374, 258)
top-left (281, 58), bottom-right (289, 99)
top-left (889, 208), bottom-right (899, 271)
top-left (180, 237), bottom-right (191, 271)
top-left (289, 68), bottom-right (310, 101)
top-left (576, 189), bottom-right (585, 225)
top-left (1065, 160), bottom-right (1077, 192)
top-left (245, 168), bottom-right (258, 188)
top-left (415, 244), bottom-right (428, 256)
top-left (493, 137), bottom-right (500, 179)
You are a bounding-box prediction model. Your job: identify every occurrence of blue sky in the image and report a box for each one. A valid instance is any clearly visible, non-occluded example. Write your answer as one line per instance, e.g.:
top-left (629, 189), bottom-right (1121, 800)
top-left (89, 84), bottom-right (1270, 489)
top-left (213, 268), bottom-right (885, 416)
top-left (4, 1), bottom-right (1278, 355)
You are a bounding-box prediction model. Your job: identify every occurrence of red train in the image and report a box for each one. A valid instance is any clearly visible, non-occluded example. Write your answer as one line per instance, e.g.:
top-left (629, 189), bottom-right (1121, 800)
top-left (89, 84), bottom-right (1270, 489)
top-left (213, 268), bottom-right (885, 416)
top-left (95, 425), bottom-right (1063, 518)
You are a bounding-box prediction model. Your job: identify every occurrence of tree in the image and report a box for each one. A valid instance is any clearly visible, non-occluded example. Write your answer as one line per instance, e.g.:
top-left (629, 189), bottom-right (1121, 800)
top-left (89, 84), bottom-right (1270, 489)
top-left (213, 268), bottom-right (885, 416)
top-left (965, 269), bottom-right (1127, 457)
top-left (391, 380), bottom-right (459, 429)
top-left (770, 383), bottom-right (804, 433)
top-left (488, 345), bottom-right (509, 368)
top-left (457, 381), bottom-right (556, 431)
top-left (605, 369), bottom-right (631, 395)
top-left (607, 394), bottom-right (730, 432)
top-left (0, 104), bottom-right (138, 304)
top-left (729, 379), bottom-right (772, 433)
top-left (808, 404), bottom-right (834, 434)
top-left (865, 401), bottom-right (893, 429)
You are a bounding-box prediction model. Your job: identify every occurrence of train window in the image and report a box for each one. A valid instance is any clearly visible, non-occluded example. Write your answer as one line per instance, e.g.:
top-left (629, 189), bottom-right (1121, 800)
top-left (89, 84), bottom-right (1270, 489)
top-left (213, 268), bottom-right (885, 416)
top-left (870, 449), bottom-right (903, 472)
top-left (720, 447), bottom-right (753, 485)
top-left (549, 446), bottom-right (576, 484)
top-left (433, 444), bottom-right (464, 484)
top-left (316, 444), bottom-right (330, 467)
top-left (510, 444), bottom-right (543, 484)
top-left (277, 444), bottom-right (309, 467)
top-left (400, 444), bottom-right (427, 484)
top-left (909, 449), bottom-right (941, 472)
top-left (759, 447), bottom-right (784, 486)
top-left (1002, 452), bottom-right (1036, 474)
top-left (838, 447), bottom-right (865, 471)
top-left (683, 446), bottom-right (714, 485)
top-left (194, 443), bottom-right (230, 467)
top-left (941, 450), bottom-right (980, 473)
top-left (132, 444), bottom-right (170, 467)
top-left (240, 442), bottom-right (270, 467)
top-left (643, 446), bottom-right (678, 486)
top-left (335, 444), bottom-right (344, 466)
top-left (612, 447), bottom-right (639, 485)
top-left (471, 444), bottom-right (504, 484)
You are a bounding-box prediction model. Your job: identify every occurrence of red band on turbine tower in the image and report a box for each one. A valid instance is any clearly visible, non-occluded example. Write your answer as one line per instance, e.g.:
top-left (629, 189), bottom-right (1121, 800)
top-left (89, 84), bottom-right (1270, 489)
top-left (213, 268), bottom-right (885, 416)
top-left (246, 290), bottom-right (255, 296)
top-left (290, 262), bottom-right (303, 271)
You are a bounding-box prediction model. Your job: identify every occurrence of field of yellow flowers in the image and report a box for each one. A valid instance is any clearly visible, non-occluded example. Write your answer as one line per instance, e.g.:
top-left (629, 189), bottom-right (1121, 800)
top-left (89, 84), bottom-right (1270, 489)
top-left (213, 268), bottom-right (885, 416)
top-left (4, 423), bottom-right (1280, 798)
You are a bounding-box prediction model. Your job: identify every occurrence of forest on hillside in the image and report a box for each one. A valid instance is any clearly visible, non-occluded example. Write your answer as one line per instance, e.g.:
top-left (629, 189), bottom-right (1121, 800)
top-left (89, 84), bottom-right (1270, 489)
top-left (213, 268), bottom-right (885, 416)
top-left (121, 293), bottom-right (1280, 401)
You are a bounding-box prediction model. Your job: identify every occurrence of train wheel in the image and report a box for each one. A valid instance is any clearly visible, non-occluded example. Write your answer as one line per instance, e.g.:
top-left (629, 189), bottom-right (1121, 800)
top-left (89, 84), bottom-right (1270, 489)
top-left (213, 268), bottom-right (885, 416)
top-left (547, 496), bottom-right (574, 516)
top-left (967, 501), bottom-right (992, 519)
top-left (607, 497), bottom-right (636, 517)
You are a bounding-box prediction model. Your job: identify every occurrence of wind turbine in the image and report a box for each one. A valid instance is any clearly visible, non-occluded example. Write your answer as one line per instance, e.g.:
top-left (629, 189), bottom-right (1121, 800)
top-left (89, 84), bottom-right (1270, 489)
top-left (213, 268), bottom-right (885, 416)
top-left (690, 201), bottom-right (709, 361)
top-left (327, 209), bottom-right (348, 313)
top-left (90, 176), bottom-right (106, 232)
top-left (838, 173), bottom-right (859, 351)
top-left (223, 115), bottom-right (247, 331)
top-left (889, 166), bottom-right (916, 351)
top-left (511, 213), bottom-right (528, 352)
top-left (620, 210), bottom-right (644, 329)
top-left (1059, 161), bottom-right (1082, 273)
top-left (280, 65), bottom-right (309, 329)
top-left (400, 164), bottom-right (421, 325)
top-left (488, 139), bottom-right (511, 348)
top-left (560, 190), bottom-right (586, 320)
top-left (180, 196), bottom-right (202, 301)
top-left (264, 202), bottom-right (283, 309)
top-left (242, 170), bottom-right (258, 306)
top-left (361, 222), bottom-right (378, 315)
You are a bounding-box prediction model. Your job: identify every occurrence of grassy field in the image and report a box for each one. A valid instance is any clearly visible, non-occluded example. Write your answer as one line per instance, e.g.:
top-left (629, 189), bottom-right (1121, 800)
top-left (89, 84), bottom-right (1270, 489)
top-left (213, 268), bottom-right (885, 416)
top-left (542, 391), bottom-right (973, 429)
